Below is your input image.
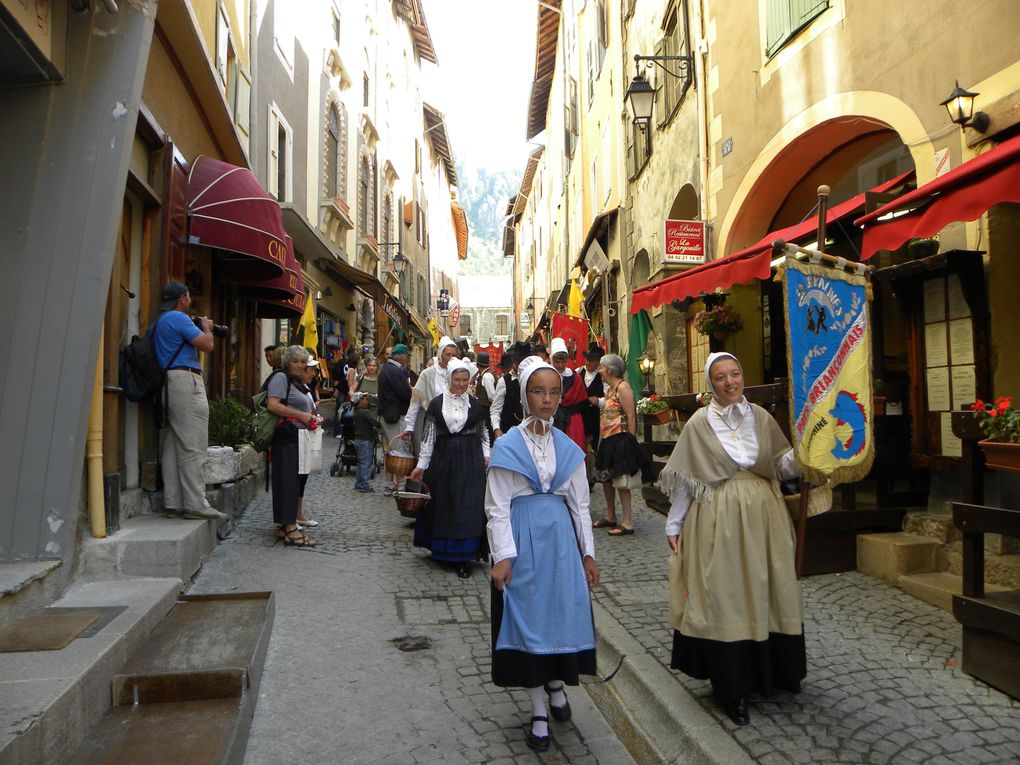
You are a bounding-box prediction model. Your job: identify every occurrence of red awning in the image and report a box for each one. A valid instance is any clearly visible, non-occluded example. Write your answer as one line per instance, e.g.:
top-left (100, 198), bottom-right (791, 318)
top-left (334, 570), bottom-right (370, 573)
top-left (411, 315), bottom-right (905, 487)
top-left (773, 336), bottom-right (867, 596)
top-left (187, 156), bottom-right (287, 281)
top-left (256, 237), bottom-right (305, 318)
top-left (236, 234), bottom-right (301, 301)
top-left (631, 170), bottom-right (914, 313)
top-left (855, 134), bottom-right (1020, 259)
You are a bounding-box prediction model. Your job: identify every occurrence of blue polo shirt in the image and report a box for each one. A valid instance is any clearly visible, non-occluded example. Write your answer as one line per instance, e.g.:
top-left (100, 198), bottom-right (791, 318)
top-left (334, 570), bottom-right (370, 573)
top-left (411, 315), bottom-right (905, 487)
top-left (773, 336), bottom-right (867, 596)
top-left (151, 310), bottom-right (202, 371)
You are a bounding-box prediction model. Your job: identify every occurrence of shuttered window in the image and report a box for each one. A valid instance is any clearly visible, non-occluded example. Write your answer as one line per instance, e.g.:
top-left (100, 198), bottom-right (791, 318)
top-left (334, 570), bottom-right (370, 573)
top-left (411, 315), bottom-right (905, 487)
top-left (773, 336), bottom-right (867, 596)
top-left (765, 0), bottom-right (829, 57)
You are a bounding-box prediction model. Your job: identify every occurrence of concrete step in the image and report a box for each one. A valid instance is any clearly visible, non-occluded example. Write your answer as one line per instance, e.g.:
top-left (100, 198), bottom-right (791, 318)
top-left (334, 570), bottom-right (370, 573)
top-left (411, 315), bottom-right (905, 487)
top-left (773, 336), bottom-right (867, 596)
top-left (78, 514), bottom-right (218, 583)
top-left (67, 592), bottom-right (275, 765)
top-left (902, 511), bottom-right (960, 544)
top-left (0, 560), bottom-right (63, 632)
top-left (946, 546), bottom-right (1020, 590)
top-left (856, 532), bottom-right (943, 584)
top-left (897, 571), bottom-right (1010, 613)
top-left (0, 578), bottom-right (181, 765)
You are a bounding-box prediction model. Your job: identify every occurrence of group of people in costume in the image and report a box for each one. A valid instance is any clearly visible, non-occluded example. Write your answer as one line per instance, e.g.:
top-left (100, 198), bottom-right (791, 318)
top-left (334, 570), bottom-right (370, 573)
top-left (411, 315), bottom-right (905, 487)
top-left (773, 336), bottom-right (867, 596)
top-left (399, 334), bottom-right (806, 747)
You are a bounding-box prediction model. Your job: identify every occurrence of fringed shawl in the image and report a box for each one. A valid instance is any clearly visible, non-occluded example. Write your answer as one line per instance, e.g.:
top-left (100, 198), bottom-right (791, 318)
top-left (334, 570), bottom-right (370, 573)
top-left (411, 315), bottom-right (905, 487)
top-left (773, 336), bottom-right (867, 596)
top-left (657, 404), bottom-right (792, 502)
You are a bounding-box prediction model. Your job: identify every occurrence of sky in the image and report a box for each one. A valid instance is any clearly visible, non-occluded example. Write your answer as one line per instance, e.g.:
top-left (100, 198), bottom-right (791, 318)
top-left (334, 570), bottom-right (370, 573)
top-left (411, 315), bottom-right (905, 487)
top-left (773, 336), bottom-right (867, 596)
top-left (420, 0), bottom-right (537, 173)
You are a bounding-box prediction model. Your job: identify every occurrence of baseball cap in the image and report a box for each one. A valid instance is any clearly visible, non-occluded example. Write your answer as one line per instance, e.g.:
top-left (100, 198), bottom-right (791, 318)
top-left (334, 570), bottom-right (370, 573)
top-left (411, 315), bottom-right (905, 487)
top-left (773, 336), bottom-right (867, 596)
top-left (159, 281), bottom-right (189, 311)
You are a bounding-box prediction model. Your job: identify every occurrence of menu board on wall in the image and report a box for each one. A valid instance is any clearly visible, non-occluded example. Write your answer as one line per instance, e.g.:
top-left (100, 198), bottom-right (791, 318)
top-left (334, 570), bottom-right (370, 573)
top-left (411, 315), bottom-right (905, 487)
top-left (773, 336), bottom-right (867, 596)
top-left (922, 275), bottom-right (976, 431)
top-left (926, 367), bottom-right (951, 411)
top-left (951, 366), bottom-right (977, 410)
top-left (924, 322), bottom-right (949, 367)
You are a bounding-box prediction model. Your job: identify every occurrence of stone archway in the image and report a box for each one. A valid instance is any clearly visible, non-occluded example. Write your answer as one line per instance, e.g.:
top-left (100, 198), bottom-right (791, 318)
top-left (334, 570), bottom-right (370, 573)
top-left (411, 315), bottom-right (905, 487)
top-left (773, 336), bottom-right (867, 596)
top-left (667, 183), bottom-right (700, 221)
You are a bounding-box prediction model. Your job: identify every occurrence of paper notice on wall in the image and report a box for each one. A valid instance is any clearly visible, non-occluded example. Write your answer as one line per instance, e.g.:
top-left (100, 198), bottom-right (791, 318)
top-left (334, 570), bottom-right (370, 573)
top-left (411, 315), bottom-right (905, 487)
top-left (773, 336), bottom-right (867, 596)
top-left (947, 274), bottom-right (970, 319)
top-left (951, 365), bottom-right (977, 410)
top-left (925, 323), bottom-right (948, 368)
top-left (926, 367), bottom-right (951, 411)
top-left (949, 318), bottom-right (974, 365)
top-left (923, 278), bottom-right (946, 323)
top-left (941, 412), bottom-right (962, 458)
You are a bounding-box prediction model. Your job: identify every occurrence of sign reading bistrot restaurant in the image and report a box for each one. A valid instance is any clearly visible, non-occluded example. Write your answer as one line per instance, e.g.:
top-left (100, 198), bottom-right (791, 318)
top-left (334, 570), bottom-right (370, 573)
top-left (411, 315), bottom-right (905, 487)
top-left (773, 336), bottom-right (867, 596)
top-left (781, 258), bottom-right (874, 487)
top-left (664, 220), bottom-right (706, 265)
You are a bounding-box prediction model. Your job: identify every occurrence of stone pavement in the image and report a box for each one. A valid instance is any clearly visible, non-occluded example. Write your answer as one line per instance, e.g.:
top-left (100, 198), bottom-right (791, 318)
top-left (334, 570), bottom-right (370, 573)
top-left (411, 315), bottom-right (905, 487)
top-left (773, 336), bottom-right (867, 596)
top-left (190, 462), bottom-right (1020, 764)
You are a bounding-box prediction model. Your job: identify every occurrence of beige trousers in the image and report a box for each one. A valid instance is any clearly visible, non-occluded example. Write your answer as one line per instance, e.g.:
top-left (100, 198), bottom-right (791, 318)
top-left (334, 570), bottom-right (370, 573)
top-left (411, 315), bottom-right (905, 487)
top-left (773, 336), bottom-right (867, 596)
top-left (161, 369), bottom-right (211, 512)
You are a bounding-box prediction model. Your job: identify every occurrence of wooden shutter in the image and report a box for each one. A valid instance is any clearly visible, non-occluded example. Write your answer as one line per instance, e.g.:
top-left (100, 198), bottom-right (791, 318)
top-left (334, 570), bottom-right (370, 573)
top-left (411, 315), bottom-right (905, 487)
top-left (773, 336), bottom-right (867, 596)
top-left (162, 144), bottom-right (189, 283)
top-left (235, 64), bottom-right (251, 138)
top-left (764, 0), bottom-right (792, 57)
top-left (653, 39), bottom-right (666, 127)
top-left (793, 0), bottom-right (828, 26)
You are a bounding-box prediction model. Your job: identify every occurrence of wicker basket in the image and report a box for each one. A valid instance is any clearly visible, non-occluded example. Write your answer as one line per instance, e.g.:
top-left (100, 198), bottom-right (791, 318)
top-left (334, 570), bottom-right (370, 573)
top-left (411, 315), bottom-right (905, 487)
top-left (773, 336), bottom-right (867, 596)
top-left (384, 436), bottom-right (416, 477)
top-left (783, 485), bottom-right (833, 518)
top-left (395, 479), bottom-right (430, 517)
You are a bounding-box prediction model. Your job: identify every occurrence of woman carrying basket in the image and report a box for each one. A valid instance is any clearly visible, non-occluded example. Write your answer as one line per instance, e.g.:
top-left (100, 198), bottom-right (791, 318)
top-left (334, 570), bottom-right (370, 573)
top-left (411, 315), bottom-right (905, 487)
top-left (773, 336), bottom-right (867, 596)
top-left (408, 358), bottom-right (490, 578)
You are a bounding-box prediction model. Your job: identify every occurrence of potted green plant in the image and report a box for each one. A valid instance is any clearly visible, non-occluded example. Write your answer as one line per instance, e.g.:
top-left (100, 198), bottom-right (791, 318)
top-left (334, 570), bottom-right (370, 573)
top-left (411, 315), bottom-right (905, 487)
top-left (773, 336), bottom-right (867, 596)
top-left (636, 393), bottom-right (672, 424)
top-left (209, 396), bottom-right (253, 447)
top-left (969, 396), bottom-right (1020, 472)
top-left (694, 304), bottom-right (744, 340)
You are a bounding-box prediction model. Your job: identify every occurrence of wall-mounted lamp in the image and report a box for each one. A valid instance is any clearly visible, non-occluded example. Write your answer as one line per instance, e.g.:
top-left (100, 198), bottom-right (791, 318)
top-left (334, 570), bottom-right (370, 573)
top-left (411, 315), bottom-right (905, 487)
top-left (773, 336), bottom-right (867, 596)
top-left (316, 286), bottom-right (333, 300)
top-left (526, 300), bottom-right (535, 311)
top-left (625, 53), bottom-right (694, 128)
top-left (940, 81), bottom-right (989, 133)
top-left (638, 352), bottom-right (656, 397)
top-left (391, 251), bottom-right (408, 274)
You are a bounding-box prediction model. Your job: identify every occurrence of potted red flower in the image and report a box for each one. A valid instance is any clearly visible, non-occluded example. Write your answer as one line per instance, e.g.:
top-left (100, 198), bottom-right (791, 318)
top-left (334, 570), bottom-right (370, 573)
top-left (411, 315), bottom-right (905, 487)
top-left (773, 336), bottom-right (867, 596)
top-left (969, 396), bottom-right (1020, 472)
top-left (637, 393), bottom-right (672, 424)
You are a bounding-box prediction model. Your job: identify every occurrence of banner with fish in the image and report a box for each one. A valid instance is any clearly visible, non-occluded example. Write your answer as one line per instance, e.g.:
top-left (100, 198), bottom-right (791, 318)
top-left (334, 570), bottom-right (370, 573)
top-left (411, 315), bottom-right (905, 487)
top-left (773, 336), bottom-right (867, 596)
top-left (780, 257), bottom-right (875, 487)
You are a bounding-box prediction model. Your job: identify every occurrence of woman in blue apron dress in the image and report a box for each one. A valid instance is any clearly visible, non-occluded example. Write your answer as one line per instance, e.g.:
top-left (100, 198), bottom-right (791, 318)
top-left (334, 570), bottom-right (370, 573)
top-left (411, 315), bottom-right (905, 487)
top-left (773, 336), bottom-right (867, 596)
top-left (485, 356), bottom-right (600, 752)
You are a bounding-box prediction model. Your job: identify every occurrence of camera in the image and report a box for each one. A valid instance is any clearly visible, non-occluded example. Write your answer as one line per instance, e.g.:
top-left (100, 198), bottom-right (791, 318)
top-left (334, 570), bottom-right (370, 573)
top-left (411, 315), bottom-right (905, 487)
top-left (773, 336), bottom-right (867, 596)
top-left (193, 316), bottom-right (229, 338)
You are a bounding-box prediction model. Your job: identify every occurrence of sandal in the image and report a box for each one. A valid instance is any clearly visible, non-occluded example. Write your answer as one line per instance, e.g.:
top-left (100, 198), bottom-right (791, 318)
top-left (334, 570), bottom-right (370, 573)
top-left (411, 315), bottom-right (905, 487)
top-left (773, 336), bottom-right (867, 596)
top-left (282, 528), bottom-right (317, 547)
top-left (592, 517), bottom-right (618, 529)
top-left (608, 526), bottom-right (635, 536)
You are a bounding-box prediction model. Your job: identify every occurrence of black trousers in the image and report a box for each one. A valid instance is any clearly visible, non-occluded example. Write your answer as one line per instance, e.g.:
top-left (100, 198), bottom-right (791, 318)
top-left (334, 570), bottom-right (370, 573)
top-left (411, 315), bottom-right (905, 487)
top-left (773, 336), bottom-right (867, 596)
top-left (271, 427), bottom-right (300, 526)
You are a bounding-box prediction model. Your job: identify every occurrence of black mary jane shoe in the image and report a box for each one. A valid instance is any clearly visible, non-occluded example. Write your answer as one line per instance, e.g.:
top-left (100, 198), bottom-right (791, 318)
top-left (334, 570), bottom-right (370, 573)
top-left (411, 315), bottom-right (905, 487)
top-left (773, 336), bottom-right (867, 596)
top-left (525, 715), bottom-right (551, 752)
top-left (456, 563), bottom-right (472, 578)
top-left (544, 683), bottom-right (571, 722)
top-left (724, 698), bottom-right (750, 726)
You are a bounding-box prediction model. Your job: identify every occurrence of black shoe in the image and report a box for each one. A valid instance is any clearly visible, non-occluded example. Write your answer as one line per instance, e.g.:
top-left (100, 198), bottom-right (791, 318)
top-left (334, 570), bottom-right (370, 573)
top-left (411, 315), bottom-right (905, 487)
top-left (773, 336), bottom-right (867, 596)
top-left (544, 683), bottom-right (571, 722)
top-left (724, 698), bottom-right (750, 726)
top-left (525, 715), bottom-right (551, 752)
top-left (456, 563), bottom-right (472, 578)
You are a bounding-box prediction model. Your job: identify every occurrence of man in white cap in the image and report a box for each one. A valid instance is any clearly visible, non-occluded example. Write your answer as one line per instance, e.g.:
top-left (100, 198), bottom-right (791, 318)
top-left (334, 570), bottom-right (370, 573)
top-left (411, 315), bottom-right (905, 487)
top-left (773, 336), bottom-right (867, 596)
top-left (549, 337), bottom-right (588, 452)
top-left (404, 335), bottom-right (459, 446)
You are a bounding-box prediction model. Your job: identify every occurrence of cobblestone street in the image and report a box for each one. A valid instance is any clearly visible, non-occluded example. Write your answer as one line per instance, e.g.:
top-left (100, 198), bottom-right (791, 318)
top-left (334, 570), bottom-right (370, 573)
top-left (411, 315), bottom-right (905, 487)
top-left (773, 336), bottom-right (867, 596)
top-left (191, 462), bottom-right (1020, 764)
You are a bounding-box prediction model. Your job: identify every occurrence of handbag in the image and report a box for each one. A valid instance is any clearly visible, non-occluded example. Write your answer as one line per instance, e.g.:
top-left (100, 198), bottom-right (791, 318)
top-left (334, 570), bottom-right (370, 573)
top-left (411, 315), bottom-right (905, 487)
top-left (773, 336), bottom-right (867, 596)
top-left (298, 428), bottom-right (323, 474)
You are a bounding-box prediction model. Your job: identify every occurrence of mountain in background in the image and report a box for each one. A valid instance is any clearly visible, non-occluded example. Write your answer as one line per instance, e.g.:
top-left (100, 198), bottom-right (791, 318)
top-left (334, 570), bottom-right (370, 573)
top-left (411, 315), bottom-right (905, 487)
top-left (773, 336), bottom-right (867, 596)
top-left (455, 159), bottom-right (521, 277)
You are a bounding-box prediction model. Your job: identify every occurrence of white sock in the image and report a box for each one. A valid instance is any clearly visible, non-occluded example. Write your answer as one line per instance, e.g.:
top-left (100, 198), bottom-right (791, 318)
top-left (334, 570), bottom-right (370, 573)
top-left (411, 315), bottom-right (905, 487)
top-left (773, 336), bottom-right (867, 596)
top-left (527, 686), bottom-right (549, 737)
top-left (546, 680), bottom-right (567, 709)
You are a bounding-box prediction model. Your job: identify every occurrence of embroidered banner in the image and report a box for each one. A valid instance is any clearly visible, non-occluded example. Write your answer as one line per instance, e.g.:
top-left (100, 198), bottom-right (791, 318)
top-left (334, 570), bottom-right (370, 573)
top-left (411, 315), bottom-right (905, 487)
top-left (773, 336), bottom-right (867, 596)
top-left (782, 258), bottom-right (874, 486)
top-left (551, 313), bottom-right (590, 368)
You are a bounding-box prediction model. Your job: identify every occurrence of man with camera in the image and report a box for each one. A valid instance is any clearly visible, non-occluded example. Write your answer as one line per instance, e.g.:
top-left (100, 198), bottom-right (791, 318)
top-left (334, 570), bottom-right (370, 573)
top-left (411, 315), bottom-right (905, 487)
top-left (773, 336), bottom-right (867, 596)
top-left (152, 281), bottom-right (227, 521)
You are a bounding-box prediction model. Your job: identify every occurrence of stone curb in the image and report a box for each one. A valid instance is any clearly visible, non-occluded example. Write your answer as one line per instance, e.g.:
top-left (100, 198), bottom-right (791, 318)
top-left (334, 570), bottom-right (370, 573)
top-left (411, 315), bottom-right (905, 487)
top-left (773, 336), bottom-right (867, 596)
top-left (591, 600), bottom-right (755, 765)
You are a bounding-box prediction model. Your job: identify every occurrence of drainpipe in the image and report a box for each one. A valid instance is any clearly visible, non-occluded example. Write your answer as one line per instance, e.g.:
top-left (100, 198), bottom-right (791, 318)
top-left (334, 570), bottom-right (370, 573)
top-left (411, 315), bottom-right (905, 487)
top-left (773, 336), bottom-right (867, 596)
top-left (86, 334), bottom-right (107, 538)
top-left (693, 0), bottom-right (711, 235)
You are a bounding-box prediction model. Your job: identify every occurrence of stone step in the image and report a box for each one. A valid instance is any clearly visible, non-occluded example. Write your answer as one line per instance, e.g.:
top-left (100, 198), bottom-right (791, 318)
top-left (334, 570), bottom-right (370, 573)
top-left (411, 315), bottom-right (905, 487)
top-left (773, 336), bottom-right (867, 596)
top-left (902, 511), bottom-right (960, 544)
top-left (897, 571), bottom-right (1010, 613)
top-left (946, 547), bottom-right (1020, 590)
top-left (856, 532), bottom-right (944, 584)
top-left (0, 560), bottom-right (63, 632)
top-left (77, 514), bottom-right (218, 583)
top-left (68, 592), bottom-right (274, 765)
top-left (0, 578), bottom-right (181, 765)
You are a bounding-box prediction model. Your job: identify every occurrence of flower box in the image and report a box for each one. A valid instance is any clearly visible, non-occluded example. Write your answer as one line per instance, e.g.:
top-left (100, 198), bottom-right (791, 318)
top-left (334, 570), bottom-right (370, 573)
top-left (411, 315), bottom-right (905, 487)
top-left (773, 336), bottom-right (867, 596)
top-left (979, 440), bottom-right (1020, 473)
top-left (644, 409), bottom-right (673, 425)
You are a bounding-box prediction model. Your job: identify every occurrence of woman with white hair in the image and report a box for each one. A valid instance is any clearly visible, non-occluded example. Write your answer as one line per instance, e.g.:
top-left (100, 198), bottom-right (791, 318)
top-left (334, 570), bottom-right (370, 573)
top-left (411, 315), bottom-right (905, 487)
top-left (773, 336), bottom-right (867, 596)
top-left (485, 356), bottom-right (599, 752)
top-left (408, 358), bottom-right (490, 578)
top-left (660, 352), bottom-right (805, 726)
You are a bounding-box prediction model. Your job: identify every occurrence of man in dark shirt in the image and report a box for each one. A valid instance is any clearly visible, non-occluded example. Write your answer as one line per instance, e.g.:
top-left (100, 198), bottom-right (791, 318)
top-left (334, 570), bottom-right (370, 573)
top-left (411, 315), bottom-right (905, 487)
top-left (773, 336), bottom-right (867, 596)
top-left (151, 281), bottom-right (227, 521)
top-left (490, 341), bottom-right (531, 439)
top-left (378, 343), bottom-right (412, 491)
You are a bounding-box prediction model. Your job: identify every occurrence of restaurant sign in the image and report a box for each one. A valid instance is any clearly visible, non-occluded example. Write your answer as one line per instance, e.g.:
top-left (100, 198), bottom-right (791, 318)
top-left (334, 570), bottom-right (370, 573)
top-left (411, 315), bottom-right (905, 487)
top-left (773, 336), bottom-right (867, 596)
top-left (664, 219), bottom-right (706, 265)
top-left (382, 294), bottom-right (406, 328)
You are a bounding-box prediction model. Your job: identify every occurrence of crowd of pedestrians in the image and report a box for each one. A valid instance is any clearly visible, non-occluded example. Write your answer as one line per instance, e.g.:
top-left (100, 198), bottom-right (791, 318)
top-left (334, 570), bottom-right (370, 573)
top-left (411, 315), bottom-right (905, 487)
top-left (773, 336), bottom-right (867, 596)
top-left (153, 274), bottom-right (806, 749)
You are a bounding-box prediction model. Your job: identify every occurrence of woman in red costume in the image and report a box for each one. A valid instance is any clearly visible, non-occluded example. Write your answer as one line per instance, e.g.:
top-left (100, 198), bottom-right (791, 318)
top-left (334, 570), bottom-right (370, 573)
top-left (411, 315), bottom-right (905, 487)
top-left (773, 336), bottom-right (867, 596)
top-left (550, 337), bottom-right (588, 452)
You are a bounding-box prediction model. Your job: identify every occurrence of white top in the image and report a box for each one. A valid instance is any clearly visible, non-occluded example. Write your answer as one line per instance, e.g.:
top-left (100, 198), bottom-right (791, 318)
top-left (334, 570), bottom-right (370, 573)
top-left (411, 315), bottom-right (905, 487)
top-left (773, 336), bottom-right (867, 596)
top-left (484, 426), bottom-right (595, 564)
top-left (582, 367), bottom-right (605, 392)
top-left (416, 393), bottom-right (491, 470)
top-left (489, 371), bottom-right (517, 432)
top-left (404, 363), bottom-right (451, 433)
top-left (480, 370), bottom-right (498, 402)
top-left (664, 400), bottom-right (799, 536)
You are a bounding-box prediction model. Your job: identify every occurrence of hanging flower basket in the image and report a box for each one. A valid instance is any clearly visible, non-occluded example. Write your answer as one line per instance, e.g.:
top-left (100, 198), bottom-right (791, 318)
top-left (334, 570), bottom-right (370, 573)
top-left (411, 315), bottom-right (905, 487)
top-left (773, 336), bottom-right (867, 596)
top-left (979, 440), bottom-right (1020, 473)
top-left (694, 304), bottom-right (744, 338)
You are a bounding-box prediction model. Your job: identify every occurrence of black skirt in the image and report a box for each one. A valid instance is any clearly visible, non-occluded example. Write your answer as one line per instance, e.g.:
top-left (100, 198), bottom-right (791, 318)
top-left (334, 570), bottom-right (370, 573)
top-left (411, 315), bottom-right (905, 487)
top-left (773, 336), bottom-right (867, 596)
top-left (671, 631), bottom-right (806, 702)
top-left (595, 431), bottom-right (653, 482)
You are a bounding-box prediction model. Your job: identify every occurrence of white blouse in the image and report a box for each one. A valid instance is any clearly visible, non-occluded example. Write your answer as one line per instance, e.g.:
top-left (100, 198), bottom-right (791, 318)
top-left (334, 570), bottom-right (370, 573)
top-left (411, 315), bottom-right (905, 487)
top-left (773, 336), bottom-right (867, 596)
top-left (404, 363), bottom-right (451, 433)
top-left (415, 393), bottom-right (491, 470)
top-left (664, 399), bottom-right (799, 536)
top-left (484, 427), bottom-right (596, 564)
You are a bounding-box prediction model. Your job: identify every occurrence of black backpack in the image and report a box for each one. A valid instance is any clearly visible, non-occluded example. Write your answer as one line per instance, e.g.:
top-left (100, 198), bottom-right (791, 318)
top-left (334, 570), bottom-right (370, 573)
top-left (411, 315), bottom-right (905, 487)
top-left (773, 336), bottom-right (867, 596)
top-left (119, 315), bottom-right (185, 403)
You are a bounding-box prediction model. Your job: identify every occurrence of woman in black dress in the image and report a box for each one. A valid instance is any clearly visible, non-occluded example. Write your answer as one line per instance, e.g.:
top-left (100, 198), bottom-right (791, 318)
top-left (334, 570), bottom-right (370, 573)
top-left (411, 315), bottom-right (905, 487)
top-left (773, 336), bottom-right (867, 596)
top-left (408, 358), bottom-right (490, 577)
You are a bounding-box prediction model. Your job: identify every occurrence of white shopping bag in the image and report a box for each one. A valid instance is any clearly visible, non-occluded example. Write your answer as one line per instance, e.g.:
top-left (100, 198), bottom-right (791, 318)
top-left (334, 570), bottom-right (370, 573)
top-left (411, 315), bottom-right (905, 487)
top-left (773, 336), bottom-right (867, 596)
top-left (298, 428), bottom-right (323, 474)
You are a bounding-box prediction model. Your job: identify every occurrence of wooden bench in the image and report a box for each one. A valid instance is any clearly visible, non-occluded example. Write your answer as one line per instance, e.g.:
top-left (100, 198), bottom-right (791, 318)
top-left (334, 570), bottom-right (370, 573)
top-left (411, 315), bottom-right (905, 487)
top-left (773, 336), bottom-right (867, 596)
top-left (952, 501), bottom-right (1020, 700)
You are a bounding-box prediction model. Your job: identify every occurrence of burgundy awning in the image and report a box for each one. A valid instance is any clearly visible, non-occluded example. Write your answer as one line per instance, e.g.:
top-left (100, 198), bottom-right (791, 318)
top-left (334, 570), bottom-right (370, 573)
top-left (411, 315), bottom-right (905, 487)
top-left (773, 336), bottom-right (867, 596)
top-left (187, 156), bottom-right (287, 281)
top-left (236, 234), bottom-right (300, 301)
top-left (256, 237), bottom-right (305, 318)
top-left (855, 134), bottom-right (1020, 259)
top-left (631, 170), bottom-right (914, 313)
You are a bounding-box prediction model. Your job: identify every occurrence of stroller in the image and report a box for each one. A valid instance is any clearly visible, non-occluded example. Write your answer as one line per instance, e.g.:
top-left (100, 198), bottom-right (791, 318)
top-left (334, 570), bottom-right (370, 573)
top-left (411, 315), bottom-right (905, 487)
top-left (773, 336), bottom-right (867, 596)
top-left (329, 400), bottom-right (382, 478)
top-left (329, 401), bottom-right (360, 476)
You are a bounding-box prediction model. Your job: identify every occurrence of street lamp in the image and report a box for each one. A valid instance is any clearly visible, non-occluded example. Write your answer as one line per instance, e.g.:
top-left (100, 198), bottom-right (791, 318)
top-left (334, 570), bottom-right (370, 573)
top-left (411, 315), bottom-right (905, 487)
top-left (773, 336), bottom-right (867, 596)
top-left (625, 53), bottom-right (694, 128)
top-left (940, 81), bottom-right (989, 133)
top-left (638, 352), bottom-right (656, 397)
top-left (391, 251), bottom-right (408, 274)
